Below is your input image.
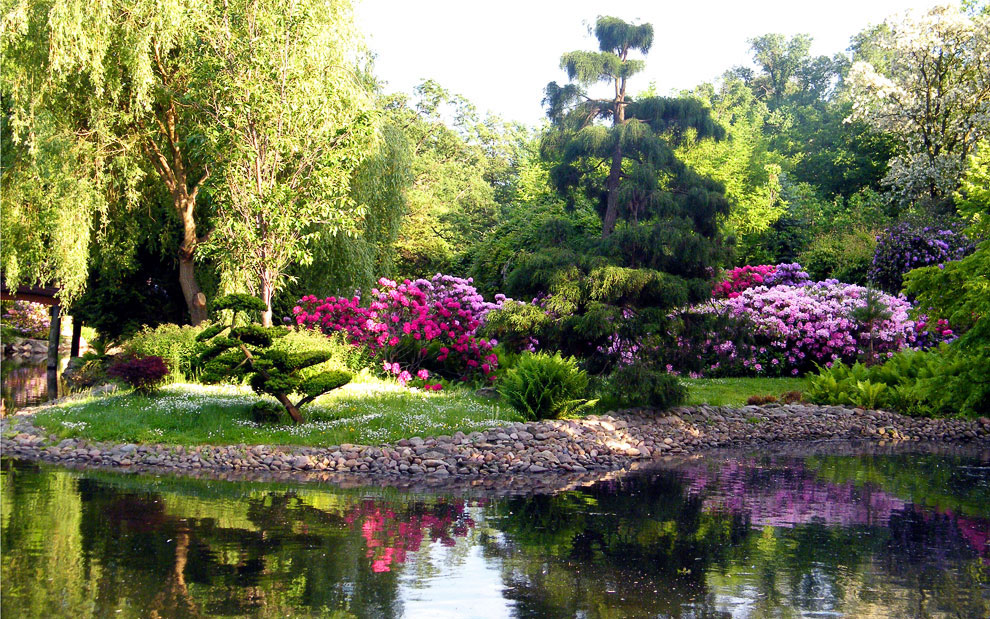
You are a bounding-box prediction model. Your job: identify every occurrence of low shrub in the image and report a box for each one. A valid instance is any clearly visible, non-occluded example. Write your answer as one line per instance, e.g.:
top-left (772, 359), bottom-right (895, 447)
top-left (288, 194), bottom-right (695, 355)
top-left (601, 363), bottom-right (686, 410)
top-left (107, 355), bottom-right (170, 395)
top-left (806, 346), bottom-right (988, 417)
top-left (799, 228), bottom-right (876, 286)
top-left (686, 281), bottom-right (930, 377)
top-left (498, 352), bottom-right (594, 420)
top-left (62, 354), bottom-right (109, 391)
top-left (713, 265), bottom-right (776, 298)
top-left (746, 394), bottom-right (778, 405)
top-left (251, 400), bottom-right (286, 424)
top-left (196, 294), bottom-right (353, 424)
top-left (295, 275), bottom-right (504, 385)
top-left (124, 323), bottom-right (206, 378)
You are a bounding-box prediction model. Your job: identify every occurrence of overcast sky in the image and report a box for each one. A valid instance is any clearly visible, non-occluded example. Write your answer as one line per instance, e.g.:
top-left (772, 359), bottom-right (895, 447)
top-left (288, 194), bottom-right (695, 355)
top-left (355, 0), bottom-right (947, 125)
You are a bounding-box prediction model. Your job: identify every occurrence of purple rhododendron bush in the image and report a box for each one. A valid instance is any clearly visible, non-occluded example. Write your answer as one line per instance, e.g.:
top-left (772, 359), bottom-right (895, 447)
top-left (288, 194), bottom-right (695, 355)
top-left (678, 280), bottom-right (951, 377)
top-left (293, 275), bottom-right (506, 388)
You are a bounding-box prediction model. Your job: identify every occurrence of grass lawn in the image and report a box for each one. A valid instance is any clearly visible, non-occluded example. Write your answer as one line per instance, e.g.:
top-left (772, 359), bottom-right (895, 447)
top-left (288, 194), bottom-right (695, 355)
top-left (32, 373), bottom-right (522, 447)
top-left (682, 376), bottom-right (810, 407)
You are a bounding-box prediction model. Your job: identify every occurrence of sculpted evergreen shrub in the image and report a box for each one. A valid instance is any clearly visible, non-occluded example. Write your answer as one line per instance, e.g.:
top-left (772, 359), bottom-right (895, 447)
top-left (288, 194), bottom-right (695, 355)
top-left (498, 352), bottom-right (594, 420)
top-left (195, 294), bottom-right (351, 424)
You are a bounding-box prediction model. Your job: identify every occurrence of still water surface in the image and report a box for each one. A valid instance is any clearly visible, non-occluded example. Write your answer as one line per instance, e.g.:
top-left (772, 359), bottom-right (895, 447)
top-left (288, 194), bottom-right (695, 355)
top-left (2, 445), bottom-right (988, 618)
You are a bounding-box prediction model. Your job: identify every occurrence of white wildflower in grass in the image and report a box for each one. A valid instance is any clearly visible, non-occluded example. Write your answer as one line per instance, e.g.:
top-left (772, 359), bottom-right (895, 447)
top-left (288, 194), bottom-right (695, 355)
top-left (33, 378), bottom-right (522, 447)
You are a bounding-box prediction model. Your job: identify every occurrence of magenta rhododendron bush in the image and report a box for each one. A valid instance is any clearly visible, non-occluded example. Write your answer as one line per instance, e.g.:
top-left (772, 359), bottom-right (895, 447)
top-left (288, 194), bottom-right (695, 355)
top-left (294, 275), bottom-right (505, 387)
top-left (684, 281), bottom-right (934, 376)
top-left (713, 263), bottom-right (812, 298)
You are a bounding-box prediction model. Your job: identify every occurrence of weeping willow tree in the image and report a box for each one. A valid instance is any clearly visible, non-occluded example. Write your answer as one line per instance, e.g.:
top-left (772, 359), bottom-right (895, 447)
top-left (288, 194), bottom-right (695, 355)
top-left (0, 108), bottom-right (101, 304)
top-left (1, 0), bottom-right (220, 321)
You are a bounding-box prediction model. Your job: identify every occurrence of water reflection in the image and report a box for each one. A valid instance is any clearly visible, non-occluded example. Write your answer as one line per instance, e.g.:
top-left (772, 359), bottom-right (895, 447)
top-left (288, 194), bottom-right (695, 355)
top-left (2, 447), bottom-right (987, 618)
top-left (0, 356), bottom-right (66, 411)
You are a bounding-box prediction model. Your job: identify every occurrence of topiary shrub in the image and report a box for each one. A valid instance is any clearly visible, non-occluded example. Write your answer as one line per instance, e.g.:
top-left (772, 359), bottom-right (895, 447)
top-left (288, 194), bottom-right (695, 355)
top-left (498, 352), bottom-right (594, 420)
top-left (107, 355), bottom-right (170, 395)
top-left (601, 363), bottom-right (686, 411)
top-left (194, 294), bottom-right (352, 424)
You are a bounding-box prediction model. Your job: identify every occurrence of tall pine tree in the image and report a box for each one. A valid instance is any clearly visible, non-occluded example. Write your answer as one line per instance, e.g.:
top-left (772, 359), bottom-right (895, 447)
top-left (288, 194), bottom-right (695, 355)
top-left (495, 17), bottom-right (731, 372)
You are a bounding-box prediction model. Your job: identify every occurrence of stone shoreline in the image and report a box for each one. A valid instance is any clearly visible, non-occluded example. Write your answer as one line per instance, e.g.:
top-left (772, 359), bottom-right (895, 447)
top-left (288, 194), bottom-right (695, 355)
top-left (3, 403), bottom-right (989, 490)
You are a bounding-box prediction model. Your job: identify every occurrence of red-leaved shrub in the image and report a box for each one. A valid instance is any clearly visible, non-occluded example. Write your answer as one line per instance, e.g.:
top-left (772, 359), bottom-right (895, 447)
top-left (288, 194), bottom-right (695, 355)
top-left (107, 355), bottom-right (170, 395)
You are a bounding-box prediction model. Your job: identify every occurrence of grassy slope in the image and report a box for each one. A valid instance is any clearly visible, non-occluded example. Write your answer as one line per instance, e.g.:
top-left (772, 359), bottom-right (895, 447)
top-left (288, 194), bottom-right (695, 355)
top-left (29, 374), bottom-right (809, 447)
top-left (682, 377), bottom-right (810, 407)
top-left (32, 374), bottom-right (521, 447)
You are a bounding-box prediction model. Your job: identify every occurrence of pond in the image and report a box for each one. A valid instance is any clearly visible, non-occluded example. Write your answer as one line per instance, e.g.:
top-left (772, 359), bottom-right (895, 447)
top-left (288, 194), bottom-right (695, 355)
top-left (2, 444), bottom-right (988, 618)
top-left (1, 356), bottom-right (66, 413)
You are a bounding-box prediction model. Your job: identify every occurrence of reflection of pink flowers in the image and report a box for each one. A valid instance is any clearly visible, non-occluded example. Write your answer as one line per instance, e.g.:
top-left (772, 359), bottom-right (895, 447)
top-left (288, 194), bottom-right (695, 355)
top-left (344, 499), bottom-right (478, 573)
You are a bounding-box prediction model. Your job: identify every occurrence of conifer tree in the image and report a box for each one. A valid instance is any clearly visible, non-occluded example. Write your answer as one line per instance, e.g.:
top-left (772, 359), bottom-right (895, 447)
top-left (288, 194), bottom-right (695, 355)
top-left (542, 16), bottom-right (728, 238)
top-left (494, 17), bottom-right (731, 373)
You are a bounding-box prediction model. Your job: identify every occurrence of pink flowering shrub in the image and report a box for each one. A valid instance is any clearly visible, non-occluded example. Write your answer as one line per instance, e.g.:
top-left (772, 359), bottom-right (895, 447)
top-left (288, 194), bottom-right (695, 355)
top-left (713, 265), bottom-right (777, 298)
top-left (682, 282), bottom-right (945, 376)
top-left (293, 276), bottom-right (505, 385)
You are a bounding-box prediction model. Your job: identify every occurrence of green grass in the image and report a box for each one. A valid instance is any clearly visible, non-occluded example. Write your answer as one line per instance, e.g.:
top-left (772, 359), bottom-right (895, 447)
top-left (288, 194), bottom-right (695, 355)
top-left (32, 373), bottom-right (522, 447)
top-left (682, 376), bottom-right (810, 407)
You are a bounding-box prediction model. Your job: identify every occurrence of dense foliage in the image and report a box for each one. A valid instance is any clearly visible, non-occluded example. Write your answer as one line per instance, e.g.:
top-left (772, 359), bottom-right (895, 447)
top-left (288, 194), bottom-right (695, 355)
top-left (869, 218), bottom-right (974, 293)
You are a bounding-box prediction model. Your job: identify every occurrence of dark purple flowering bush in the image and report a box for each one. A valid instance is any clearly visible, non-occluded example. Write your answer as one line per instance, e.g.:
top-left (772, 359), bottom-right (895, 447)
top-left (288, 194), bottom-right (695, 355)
top-left (869, 219), bottom-right (974, 293)
top-left (764, 263), bottom-right (811, 287)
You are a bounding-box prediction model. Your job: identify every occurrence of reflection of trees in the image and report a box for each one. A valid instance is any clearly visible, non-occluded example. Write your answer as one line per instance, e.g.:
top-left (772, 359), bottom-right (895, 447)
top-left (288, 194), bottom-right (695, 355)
top-left (484, 474), bottom-right (749, 617)
top-left (69, 477), bottom-right (475, 617)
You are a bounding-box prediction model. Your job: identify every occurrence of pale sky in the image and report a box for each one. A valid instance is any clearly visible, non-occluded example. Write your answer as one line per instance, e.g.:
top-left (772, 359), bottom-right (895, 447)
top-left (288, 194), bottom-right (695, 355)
top-left (356, 0), bottom-right (948, 125)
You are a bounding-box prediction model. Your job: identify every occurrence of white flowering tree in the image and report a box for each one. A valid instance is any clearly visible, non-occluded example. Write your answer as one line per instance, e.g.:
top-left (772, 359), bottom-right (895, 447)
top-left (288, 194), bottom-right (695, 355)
top-left (847, 5), bottom-right (990, 209)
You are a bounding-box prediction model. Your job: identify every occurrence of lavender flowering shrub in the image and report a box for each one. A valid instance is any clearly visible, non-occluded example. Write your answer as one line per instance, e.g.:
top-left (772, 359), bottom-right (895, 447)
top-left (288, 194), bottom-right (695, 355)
top-left (680, 282), bottom-right (936, 377)
top-left (869, 219), bottom-right (974, 293)
top-left (764, 263), bottom-right (811, 287)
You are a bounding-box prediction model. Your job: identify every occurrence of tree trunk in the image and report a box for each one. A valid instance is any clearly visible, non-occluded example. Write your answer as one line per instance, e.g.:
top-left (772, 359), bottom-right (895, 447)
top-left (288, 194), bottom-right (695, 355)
top-left (47, 304), bottom-right (61, 401)
top-left (602, 75), bottom-right (627, 239)
top-left (179, 254), bottom-right (208, 325)
top-left (602, 149), bottom-right (623, 238)
top-left (260, 278), bottom-right (273, 328)
top-left (70, 317), bottom-right (81, 358)
top-left (274, 392), bottom-right (303, 424)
